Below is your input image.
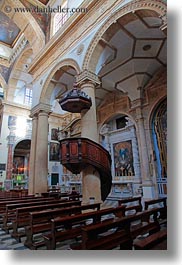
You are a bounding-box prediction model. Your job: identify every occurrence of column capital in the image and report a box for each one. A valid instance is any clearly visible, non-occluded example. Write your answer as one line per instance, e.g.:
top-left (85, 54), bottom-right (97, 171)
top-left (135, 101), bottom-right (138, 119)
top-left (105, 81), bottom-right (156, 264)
top-left (30, 103), bottom-right (52, 118)
top-left (76, 70), bottom-right (100, 87)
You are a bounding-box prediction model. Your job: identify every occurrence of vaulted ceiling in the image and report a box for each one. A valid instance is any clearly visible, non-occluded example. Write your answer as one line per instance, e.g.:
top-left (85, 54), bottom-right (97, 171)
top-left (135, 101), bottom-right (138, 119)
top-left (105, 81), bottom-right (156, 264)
top-left (0, 0), bottom-right (50, 60)
top-left (23, 0), bottom-right (50, 6)
top-left (36, 0), bottom-right (50, 4)
top-left (94, 9), bottom-right (167, 105)
top-left (0, 11), bottom-right (20, 47)
top-left (48, 9), bottom-right (167, 109)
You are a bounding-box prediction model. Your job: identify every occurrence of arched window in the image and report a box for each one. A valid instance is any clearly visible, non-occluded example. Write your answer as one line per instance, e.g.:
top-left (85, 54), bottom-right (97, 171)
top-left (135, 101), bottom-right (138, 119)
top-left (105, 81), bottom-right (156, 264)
top-left (152, 98), bottom-right (167, 196)
top-left (24, 87), bottom-right (32, 106)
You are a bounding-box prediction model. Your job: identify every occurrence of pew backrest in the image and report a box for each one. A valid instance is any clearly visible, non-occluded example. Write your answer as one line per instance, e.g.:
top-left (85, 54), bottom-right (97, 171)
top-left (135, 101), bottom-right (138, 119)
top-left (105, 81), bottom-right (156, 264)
top-left (144, 197), bottom-right (167, 210)
top-left (118, 196), bottom-right (143, 214)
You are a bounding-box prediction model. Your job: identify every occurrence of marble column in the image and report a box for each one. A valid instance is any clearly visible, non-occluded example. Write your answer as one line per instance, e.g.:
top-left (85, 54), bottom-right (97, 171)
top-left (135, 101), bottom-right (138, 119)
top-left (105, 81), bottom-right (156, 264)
top-left (6, 129), bottom-right (16, 180)
top-left (135, 107), bottom-right (154, 199)
top-left (28, 115), bottom-right (38, 194)
top-left (77, 71), bottom-right (101, 203)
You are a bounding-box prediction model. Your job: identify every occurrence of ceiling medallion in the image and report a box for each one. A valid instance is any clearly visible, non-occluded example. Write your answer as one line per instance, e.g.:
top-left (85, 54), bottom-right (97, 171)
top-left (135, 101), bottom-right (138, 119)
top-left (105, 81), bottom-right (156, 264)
top-left (59, 84), bottom-right (92, 113)
top-left (76, 44), bottom-right (84, 55)
top-left (143, 44), bottom-right (152, 51)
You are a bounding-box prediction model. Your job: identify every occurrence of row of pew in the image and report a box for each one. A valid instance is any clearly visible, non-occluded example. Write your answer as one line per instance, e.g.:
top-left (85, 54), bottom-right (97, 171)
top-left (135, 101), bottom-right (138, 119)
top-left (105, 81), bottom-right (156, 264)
top-left (0, 193), bottom-right (167, 250)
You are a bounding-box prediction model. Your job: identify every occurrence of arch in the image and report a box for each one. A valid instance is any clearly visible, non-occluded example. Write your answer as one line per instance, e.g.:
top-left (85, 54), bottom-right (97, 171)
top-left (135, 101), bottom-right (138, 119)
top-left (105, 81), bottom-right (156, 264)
top-left (13, 139), bottom-right (31, 177)
top-left (40, 59), bottom-right (81, 104)
top-left (150, 98), bottom-right (167, 190)
top-left (7, 47), bottom-right (33, 102)
top-left (13, 137), bottom-right (31, 152)
top-left (0, 0), bottom-right (45, 56)
top-left (98, 111), bottom-right (137, 132)
top-left (82, 0), bottom-right (166, 73)
top-left (0, 73), bottom-right (7, 100)
top-left (0, 74), bottom-right (7, 101)
top-left (148, 95), bottom-right (167, 129)
top-left (0, 73), bottom-right (7, 87)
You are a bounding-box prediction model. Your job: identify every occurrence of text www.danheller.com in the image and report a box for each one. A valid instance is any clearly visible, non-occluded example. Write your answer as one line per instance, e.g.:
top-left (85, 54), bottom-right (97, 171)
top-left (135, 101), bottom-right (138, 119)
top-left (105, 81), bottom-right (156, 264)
top-left (4, 5), bottom-right (88, 14)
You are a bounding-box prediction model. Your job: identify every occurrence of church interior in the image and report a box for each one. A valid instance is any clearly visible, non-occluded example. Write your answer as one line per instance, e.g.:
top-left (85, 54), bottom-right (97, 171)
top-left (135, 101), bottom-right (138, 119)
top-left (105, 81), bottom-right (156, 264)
top-left (0, 0), bottom-right (167, 250)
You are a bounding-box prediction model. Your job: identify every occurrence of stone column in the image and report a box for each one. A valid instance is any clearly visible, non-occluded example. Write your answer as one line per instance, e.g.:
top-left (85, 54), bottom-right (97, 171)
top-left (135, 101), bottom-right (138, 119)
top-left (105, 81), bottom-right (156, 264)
top-left (129, 125), bottom-right (142, 196)
top-left (135, 107), bottom-right (154, 199)
top-left (6, 129), bottom-right (16, 180)
top-left (76, 71), bottom-right (101, 203)
top-left (80, 81), bottom-right (98, 142)
top-left (29, 103), bottom-right (51, 194)
top-left (130, 126), bottom-right (141, 181)
top-left (34, 111), bottom-right (49, 193)
top-left (28, 115), bottom-right (38, 194)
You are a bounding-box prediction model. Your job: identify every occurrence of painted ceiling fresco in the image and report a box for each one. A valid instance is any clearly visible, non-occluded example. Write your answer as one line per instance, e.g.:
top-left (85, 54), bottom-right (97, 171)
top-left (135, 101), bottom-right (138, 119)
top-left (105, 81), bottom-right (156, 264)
top-left (0, 11), bottom-right (20, 47)
top-left (20, 0), bottom-right (50, 35)
top-left (37, 0), bottom-right (50, 4)
top-left (28, 0), bottom-right (50, 5)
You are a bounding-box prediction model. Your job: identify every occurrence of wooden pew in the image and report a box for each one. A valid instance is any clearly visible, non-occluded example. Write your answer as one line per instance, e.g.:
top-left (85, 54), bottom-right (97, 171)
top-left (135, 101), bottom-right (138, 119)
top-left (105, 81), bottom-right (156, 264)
top-left (11, 200), bottom-right (81, 241)
top-left (24, 202), bottom-right (101, 249)
top-left (118, 196), bottom-right (143, 215)
top-left (0, 195), bottom-right (35, 201)
top-left (0, 196), bottom-right (52, 214)
top-left (43, 205), bottom-right (126, 250)
top-left (0, 197), bottom-right (53, 223)
top-left (144, 197), bottom-right (167, 210)
top-left (77, 207), bottom-right (166, 250)
top-left (41, 192), bottom-right (82, 201)
top-left (133, 229), bottom-right (167, 250)
top-left (144, 197), bottom-right (167, 224)
top-left (9, 189), bottom-right (28, 198)
top-left (1, 198), bottom-right (62, 232)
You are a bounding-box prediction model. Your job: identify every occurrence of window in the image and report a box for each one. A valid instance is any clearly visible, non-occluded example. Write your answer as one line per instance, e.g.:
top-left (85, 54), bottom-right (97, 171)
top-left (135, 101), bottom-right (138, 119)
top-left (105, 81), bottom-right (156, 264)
top-left (24, 87), bottom-right (32, 105)
top-left (53, 1), bottom-right (68, 35)
top-left (0, 86), bottom-right (4, 98)
top-left (116, 116), bottom-right (127, 129)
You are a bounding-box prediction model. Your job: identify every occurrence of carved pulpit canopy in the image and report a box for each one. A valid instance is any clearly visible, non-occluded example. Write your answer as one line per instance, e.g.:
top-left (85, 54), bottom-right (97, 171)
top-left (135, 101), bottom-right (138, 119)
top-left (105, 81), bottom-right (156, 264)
top-left (59, 84), bottom-right (92, 113)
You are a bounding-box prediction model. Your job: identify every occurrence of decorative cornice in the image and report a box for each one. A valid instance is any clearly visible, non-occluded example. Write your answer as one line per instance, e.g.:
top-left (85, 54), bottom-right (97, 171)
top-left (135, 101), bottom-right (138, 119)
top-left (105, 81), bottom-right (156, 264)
top-left (0, 57), bottom-right (10, 67)
top-left (30, 102), bottom-right (52, 117)
top-left (28, 0), bottom-right (120, 78)
top-left (9, 35), bottom-right (28, 64)
top-left (76, 70), bottom-right (100, 86)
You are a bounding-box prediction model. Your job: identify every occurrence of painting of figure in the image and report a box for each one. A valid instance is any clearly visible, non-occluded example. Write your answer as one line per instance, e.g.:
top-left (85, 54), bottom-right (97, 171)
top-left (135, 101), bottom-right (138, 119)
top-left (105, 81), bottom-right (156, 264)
top-left (51, 128), bottom-right (58, 140)
top-left (49, 142), bottom-right (60, 161)
top-left (113, 140), bottom-right (134, 176)
top-left (13, 156), bottom-right (24, 174)
top-left (8, 116), bottom-right (17, 127)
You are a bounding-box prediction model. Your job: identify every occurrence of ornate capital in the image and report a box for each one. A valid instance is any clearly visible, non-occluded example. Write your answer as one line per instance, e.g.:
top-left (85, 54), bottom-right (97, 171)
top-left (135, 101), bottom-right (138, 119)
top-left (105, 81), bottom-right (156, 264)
top-left (30, 103), bottom-right (52, 118)
top-left (76, 70), bottom-right (100, 87)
